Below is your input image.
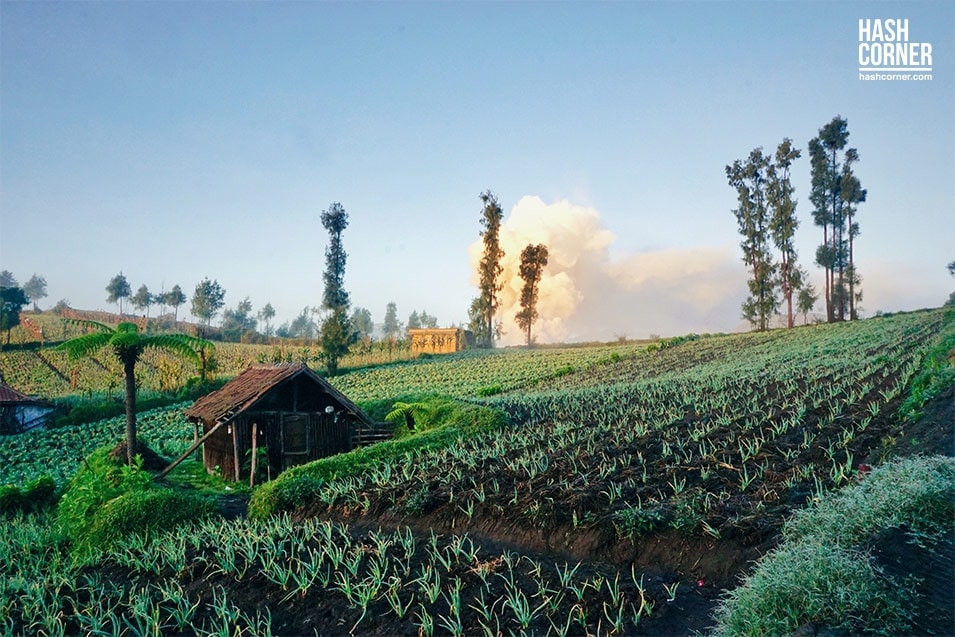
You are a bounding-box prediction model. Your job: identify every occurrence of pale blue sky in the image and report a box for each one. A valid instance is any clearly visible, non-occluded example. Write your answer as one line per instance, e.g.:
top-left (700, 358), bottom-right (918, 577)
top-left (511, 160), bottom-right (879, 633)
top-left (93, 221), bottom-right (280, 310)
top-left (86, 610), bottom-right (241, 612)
top-left (1, 1), bottom-right (952, 340)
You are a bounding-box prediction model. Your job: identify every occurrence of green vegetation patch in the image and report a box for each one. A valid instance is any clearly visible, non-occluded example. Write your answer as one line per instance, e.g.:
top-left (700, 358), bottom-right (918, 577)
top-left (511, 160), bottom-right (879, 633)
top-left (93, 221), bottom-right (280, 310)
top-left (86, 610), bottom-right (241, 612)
top-left (0, 474), bottom-right (57, 516)
top-left (83, 488), bottom-right (215, 555)
top-left (713, 455), bottom-right (955, 636)
top-left (56, 446), bottom-right (215, 557)
top-left (898, 312), bottom-right (955, 423)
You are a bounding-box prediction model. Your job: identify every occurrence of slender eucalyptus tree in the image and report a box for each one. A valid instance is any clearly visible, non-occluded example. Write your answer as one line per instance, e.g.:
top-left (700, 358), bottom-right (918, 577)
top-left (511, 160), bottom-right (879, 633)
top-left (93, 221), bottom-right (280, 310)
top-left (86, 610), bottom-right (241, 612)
top-left (515, 243), bottom-right (549, 346)
top-left (767, 139), bottom-right (803, 328)
top-left (476, 190), bottom-right (505, 347)
top-left (727, 149), bottom-right (777, 331)
top-left (809, 116), bottom-right (865, 321)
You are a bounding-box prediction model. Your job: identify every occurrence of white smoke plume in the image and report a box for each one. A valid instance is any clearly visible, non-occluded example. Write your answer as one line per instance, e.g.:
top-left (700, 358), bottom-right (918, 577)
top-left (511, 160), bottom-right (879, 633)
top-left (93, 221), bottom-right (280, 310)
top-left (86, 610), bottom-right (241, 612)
top-left (468, 196), bottom-right (747, 345)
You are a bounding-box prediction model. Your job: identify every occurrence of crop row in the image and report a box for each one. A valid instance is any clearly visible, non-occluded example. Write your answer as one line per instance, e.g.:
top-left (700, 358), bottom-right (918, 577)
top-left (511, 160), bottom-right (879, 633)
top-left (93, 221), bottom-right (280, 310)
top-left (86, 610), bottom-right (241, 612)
top-left (4, 512), bottom-right (679, 636)
top-left (0, 404), bottom-right (194, 487)
top-left (279, 311), bottom-right (945, 539)
top-left (330, 342), bottom-right (647, 402)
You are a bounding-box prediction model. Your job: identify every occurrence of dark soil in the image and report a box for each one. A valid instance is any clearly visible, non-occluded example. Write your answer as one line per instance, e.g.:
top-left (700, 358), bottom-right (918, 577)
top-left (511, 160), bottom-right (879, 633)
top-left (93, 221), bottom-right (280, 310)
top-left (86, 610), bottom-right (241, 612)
top-left (298, 388), bottom-right (953, 636)
top-left (869, 526), bottom-right (955, 636)
top-left (108, 439), bottom-right (168, 470)
top-left (884, 384), bottom-right (955, 459)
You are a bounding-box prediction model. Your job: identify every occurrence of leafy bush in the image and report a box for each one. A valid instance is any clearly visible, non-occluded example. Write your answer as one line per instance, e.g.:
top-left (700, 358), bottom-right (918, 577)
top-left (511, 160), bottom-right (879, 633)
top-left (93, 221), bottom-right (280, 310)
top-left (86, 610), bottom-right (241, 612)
top-left (56, 445), bottom-right (213, 556)
top-left (83, 488), bottom-right (215, 553)
top-left (0, 484), bottom-right (23, 513)
top-left (0, 474), bottom-right (58, 516)
top-left (57, 447), bottom-right (151, 549)
top-left (613, 504), bottom-right (665, 538)
top-left (477, 384), bottom-right (503, 397)
top-left (552, 365), bottom-right (575, 378)
top-left (25, 474), bottom-right (57, 509)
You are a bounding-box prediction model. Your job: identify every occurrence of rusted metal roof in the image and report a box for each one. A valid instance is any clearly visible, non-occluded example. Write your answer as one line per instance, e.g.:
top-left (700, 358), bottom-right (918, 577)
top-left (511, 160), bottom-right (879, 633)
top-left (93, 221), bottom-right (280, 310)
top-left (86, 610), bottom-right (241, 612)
top-left (0, 381), bottom-right (50, 405)
top-left (184, 363), bottom-right (373, 427)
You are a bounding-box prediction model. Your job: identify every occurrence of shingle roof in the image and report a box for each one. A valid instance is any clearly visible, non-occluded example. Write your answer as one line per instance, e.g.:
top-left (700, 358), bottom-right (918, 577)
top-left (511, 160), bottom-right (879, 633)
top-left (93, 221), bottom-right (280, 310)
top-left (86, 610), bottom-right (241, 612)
top-left (0, 381), bottom-right (49, 405)
top-left (184, 363), bottom-right (373, 427)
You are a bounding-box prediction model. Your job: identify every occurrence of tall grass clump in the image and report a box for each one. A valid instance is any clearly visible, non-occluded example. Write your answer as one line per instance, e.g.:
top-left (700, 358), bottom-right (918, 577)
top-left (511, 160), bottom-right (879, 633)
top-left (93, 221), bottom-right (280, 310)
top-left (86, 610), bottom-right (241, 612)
top-left (713, 456), bottom-right (955, 636)
top-left (0, 474), bottom-right (58, 516)
top-left (56, 446), bottom-right (215, 557)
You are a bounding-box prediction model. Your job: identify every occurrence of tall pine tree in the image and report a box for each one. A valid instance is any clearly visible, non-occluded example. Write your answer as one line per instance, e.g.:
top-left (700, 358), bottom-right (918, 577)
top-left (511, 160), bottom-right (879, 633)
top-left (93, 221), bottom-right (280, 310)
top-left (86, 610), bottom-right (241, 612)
top-left (319, 202), bottom-right (357, 375)
top-left (475, 190), bottom-right (505, 347)
top-left (515, 243), bottom-right (549, 346)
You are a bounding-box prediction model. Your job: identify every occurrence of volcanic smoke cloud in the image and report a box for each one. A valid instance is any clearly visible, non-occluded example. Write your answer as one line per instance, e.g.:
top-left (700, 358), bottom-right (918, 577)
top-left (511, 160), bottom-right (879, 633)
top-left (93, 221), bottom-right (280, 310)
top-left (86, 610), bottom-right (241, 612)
top-left (468, 196), bottom-right (746, 345)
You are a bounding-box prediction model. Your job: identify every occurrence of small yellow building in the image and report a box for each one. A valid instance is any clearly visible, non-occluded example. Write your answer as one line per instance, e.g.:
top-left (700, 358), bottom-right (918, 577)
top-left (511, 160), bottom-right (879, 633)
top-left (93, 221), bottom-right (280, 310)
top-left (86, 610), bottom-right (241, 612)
top-left (408, 328), bottom-right (473, 355)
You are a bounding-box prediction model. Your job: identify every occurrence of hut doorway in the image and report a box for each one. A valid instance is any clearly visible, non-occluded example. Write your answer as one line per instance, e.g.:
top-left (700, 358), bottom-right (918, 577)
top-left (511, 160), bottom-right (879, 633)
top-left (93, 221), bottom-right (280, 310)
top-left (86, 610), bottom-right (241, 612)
top-left (281, 414), bottom-right (310, 469)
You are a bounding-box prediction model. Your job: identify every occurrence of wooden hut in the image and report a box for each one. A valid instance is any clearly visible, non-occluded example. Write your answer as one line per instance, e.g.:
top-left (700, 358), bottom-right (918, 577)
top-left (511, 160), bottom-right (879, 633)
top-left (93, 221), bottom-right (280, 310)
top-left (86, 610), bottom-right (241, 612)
top-left (408, 328), bottom-right (474, 355)
top-left (0, 380), bottom-right (54, 435)
top-left (184, 363), bottom-right (384, 483)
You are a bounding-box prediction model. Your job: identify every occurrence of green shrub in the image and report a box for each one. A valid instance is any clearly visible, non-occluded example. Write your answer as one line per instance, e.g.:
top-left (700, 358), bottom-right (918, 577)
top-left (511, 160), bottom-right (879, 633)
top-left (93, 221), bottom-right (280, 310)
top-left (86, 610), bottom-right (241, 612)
top-left (0, 484), bottom-right (24, 514)
top-left (57, 447), bottom-right (148, 540)
top-left (0, 474), bottom-right (59, 516)
top-left (55, 445), bottom-right (212, 556)
top-left (613, 504), bottom-right (665, 538)
top-left (83, 489), bottom-right (215, 553)
top-left (24, 474), bottom-right (57, 510)
top-left (552, 365), bottom-right (575, 378)
top-left (477, 384), bottom-right (503, 397)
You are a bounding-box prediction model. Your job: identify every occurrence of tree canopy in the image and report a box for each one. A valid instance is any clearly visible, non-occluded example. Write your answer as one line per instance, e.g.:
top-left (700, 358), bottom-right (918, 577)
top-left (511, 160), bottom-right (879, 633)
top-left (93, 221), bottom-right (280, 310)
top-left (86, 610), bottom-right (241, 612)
top-left (58, 321), bottom-right (212, 465)
top-left (106, 272), bottom-right (132, 315)
top-left (515, 243), bottom-right (549, 346)
top-left (191, 278), bottom-right (226, 331)
top-left (23, 274), bottom-right (48, 312)
top-left (383, 302), bottom-right (402, 342)
top-left (476, 190), bottom-right (505, 347)
top-left (0, 286), bottom-right (29, 345)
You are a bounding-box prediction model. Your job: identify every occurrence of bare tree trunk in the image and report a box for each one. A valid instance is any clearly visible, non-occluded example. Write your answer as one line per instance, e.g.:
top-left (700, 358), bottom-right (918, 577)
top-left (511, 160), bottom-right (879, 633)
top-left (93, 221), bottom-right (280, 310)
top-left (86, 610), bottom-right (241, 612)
top-left (823, 224), bottom-right (832, 323)
top-left (848, 211), bottom-right (856, 320)
top-left (123, 356), bottom-right (138, 466)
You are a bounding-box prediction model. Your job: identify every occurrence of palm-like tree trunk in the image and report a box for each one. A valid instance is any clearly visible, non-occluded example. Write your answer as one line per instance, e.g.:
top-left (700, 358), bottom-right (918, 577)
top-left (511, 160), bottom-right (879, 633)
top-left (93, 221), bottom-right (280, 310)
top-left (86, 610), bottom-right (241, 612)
top-left (123, 356), bottom-right (138, 466)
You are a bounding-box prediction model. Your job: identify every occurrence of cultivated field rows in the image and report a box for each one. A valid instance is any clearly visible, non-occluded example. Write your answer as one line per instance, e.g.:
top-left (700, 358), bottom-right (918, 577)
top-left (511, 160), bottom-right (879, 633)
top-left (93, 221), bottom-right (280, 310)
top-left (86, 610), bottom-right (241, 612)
top-left (1, 308), bottom-right (950, 635)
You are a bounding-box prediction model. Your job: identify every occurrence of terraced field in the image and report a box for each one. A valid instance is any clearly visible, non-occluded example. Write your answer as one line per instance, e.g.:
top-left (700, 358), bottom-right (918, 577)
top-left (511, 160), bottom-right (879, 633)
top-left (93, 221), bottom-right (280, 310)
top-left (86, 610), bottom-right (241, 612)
top-left (1, 308), bottom-right (952, 635)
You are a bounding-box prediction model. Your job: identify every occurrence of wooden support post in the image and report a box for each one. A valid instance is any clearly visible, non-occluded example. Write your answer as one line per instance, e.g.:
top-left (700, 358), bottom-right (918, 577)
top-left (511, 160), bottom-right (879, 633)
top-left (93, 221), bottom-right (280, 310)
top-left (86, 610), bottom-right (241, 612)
top-left (249, 421), bottom-right (258, 488)
top-left (232, 423), bottom-right (240, 482)
top-left (157, 420), bottom-right (225, 479)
